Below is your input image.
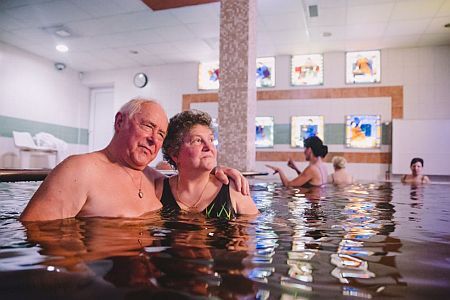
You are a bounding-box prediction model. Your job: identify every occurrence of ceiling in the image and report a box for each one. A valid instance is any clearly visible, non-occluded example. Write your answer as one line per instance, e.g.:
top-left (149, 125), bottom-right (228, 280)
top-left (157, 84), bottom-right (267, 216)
top-left (0, 0), bottom-right (449, 72)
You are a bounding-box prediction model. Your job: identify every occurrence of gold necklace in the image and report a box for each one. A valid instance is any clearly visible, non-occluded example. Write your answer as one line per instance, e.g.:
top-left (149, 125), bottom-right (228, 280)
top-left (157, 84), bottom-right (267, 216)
top-left (106, 149), bottom-right (143, 199)
top-left (175, 175), bottom-right (210, 210)
top-left (121, 166), bottom-right (144, 199)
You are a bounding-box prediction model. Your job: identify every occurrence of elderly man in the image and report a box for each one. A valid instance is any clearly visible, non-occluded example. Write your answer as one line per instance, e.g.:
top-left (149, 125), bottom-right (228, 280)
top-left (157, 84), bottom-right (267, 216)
top-left (20, 99), bottom-right (248, 221)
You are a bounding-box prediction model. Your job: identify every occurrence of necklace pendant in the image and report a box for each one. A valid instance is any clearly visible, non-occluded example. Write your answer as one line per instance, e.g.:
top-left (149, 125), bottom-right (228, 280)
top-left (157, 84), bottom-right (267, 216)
top-left (138, 190), bottom-right (144, 198)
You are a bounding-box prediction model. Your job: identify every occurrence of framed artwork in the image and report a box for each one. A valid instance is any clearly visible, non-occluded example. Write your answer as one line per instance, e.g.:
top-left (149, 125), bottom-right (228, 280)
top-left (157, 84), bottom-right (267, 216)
top-left (291, 116), bottom-right (324, 148)
top-left (346, 50), bottom-right (381, 84)
top-left (345, 115), bottom-right (381, 148)
top-left (291, 54), bottom-right (323, 86)
top-left (255, 117), bottom-right (274, 148)
top-left (198, 61), bottom-right (220, 90)
top-left (256, 57), bottom-right (275, 88)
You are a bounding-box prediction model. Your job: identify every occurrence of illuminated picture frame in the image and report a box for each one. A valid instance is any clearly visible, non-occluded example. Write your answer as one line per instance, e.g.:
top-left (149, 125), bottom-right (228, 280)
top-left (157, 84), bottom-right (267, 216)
top-left (291, 54), bottom-right (323, 86)
top-left (256, 57), bottom-right (275, 88)
top-left (345, 115), bottom-right (381, 148)
top-left (198, 61), bottom-right (220, 90)
top-left (290, 116), bottom-right (324, 148)
top-left (255, 117), bottom-right (274, 148)
top-left (346, 50), bottom-right (381, 84)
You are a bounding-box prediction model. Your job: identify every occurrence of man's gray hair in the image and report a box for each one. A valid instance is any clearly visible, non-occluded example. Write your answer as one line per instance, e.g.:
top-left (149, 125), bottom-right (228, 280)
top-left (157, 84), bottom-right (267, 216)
top-left (119, 98), bottom-right (160, 119)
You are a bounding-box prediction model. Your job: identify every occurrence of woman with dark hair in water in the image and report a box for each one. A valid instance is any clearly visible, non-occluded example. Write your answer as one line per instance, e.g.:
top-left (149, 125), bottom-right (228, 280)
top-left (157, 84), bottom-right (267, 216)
top-left (266, 136), bottom-right (328, 187)
top-left (401, 157), bottom-right (430, 184)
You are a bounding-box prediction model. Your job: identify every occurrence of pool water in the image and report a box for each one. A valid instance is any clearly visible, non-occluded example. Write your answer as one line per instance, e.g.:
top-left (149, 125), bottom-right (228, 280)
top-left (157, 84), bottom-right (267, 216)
top-left (0, 181), bottom-right (449, 299)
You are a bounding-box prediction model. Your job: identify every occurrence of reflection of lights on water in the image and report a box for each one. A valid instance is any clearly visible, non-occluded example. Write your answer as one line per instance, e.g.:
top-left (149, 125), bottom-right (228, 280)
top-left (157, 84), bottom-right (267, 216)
top-left (287, 260), bottom-right (313, 282)
top-left (46, 265), bottom-right (60, 272)
top-left (343, 286), bottom-right (373, 299)
top-left (280, 277), bottom-right (313, 292)
top-left (287, 250), bottom-right (316, 261)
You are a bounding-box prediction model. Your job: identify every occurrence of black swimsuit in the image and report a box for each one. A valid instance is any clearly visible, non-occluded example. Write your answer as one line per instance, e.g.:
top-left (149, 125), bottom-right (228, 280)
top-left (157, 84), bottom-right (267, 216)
top-left (161, 178), bottom-right (236, 220)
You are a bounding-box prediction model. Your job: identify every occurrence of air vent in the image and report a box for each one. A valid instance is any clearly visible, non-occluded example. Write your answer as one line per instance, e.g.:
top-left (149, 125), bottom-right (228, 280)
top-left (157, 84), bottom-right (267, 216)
top-left (308, 5), bottom-right (319, 17)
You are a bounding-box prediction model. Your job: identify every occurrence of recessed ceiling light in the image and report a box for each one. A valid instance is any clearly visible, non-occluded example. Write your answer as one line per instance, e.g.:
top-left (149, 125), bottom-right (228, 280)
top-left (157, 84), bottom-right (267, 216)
top-left (129, 50), bottom-right (139, 54)
top-left (445, 23), bottom-right (450, 28)
top-left (56, 44), bottom-right (69, 52)
top-left (322, 32), bottom-right (332, 37)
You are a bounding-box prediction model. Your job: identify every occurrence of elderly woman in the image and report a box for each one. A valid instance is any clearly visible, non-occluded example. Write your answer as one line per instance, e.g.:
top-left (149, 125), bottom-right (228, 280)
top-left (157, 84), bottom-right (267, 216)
top-left (329, 156), bottom-right (354, 185)
top-left (401, 157), bottom-right (430, 184)
top-left (156, 110), bottom-right (258, 219)
top-left (266, 136), bottom-right (328, 187)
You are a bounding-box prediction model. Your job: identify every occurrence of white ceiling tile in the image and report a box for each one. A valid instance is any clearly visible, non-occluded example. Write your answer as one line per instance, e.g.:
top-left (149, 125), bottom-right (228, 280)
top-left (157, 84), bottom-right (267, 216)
top-left (171, 39), bottom-right (212, 53)
top-left (66, 19), bottom-right (110, 37)
top-left (307, 7), bottom-right (347, 27)
top-left (385, 19), bottom-right (431, 36)
top-left (69, 0), bottom-right (141, 18)
top-left (8, 28), bottom-right (57, 44)
top-left (154, 25), bottom-right (196, 42)
top-left (381, 35), bottom-right (420, 48)
top-left (0, 12), bottom-right (27, 30)
top-left (0, 0), bottom-right (58, 10)
top-left (346, 23), bottom-right (386, 39)
top-left (347, 3), bottom-right (394, 25)
top-left (170, 3), bottom-right (220, 24)
top-left (436, 0), bottom-right (450, 17)
top-left (186, 21), bottom-right (219, 39)
top-left (309, 26), bottom-right (346, 41)
top-left (142, 42), bottom-right (178, 55)
top-left (417, 32), bottom-right (450, 46)
top-left (261, 13), bottom-right (306, 31)
top-left (346, 0), bottom-right (395, 6)
top-left (110, 0), bottom-right (148, 13)
top-left (258, 0), bottom-right (303, 15)
top-left (268, 29), bottom-right (309, 45)
top-left (425, 17), bottom-right (450, 33)
top-left (391, 0), bottom-right (445, 21)
top-left (5, 1), bottom-right (91, 27)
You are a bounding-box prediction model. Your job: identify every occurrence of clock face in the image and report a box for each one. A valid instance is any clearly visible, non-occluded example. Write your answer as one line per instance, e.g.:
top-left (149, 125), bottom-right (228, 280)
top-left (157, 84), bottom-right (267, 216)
top-left (133, 73), bottom-right (148, 88)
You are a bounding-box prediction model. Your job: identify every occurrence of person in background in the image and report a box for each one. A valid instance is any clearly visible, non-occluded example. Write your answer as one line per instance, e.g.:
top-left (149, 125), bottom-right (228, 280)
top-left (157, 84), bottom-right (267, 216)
top-left (157, 110), bottom-right (259, 219)
top-left (20, 99), bottom-right (249, 221)
top-left (266, 136), bottom-right (328, 187)
top-left (401, 157), bottom-right (430, 184)
top-left (328, 156), bottom-right (354, 185)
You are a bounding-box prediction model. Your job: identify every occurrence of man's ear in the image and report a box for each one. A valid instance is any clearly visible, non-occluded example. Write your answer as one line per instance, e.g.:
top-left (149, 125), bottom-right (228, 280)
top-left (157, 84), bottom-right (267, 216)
top-left (114, 112), bottom-right (123, 132)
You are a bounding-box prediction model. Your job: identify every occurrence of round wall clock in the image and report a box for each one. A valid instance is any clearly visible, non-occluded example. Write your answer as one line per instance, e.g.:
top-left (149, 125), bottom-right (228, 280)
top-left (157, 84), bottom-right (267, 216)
top-left (133, 72), bottom-right (148, 88)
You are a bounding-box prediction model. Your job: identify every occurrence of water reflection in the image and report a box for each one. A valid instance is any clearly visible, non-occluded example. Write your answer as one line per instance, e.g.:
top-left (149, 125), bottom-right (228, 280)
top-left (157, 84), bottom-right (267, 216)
top-left (1, 181), bottom-right (450, 298)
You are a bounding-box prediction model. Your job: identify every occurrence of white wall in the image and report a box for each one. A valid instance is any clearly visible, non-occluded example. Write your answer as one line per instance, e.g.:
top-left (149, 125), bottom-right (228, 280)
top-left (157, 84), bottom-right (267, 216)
top-left (0, 42), bottom-right (90, 168)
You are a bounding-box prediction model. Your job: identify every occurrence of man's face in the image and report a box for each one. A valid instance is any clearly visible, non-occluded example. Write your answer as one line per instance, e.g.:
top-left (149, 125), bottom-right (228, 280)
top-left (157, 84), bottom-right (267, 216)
top-left (410, 161), bottom-right (423, 176)
top-left (118, 102), bottom-right (168, 169)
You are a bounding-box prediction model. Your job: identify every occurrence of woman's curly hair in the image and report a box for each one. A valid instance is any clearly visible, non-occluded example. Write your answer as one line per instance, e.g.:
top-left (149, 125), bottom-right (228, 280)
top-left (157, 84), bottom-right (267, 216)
top-left (162, 110), bottom-right (213, 168)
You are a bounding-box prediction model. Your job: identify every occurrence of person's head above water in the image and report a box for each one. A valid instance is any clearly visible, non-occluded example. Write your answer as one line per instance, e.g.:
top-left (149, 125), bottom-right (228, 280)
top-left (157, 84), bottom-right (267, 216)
top-left (332, 156), bottom-right (347, 170)
top-left (110, 98), bottom-right (168, 170)
top-left (410, 157), bottom-right (424, 167)
top-left (162, 109), bottom-right (214, 169)
top-left (304, 136), bottom-right (328, 158)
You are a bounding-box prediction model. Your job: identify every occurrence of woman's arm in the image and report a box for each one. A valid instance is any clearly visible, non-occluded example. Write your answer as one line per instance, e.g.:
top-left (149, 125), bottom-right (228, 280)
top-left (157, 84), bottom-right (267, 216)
top-left (229, 182), bottom-right (259, 215)
top-left (266, 165), bottom-right (313, 187)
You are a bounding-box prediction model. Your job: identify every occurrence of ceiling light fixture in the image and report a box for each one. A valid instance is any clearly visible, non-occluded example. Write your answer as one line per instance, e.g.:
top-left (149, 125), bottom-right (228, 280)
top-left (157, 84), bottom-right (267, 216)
top-left (445, 23), bottom-right (450, 28)
top-left (322, 32), bottom-right (332, 37)
top-left (129, 50), bottom-right (139, 54)
top-left (56, 44), bottom-right (69, 52)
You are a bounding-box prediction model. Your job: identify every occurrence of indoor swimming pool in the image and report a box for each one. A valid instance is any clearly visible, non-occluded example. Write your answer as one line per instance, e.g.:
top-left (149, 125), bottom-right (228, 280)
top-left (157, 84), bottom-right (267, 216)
top-left (0, 180), bottom-right (449, 299)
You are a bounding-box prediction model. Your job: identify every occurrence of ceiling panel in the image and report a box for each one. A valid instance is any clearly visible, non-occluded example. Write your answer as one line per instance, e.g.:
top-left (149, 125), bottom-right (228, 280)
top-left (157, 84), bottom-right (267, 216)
top-left (0, 0), bottom-right (448, 72)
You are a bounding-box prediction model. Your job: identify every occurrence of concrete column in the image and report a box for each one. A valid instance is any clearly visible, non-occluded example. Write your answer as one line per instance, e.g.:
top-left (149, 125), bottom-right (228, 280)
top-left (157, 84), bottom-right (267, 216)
top-left (218, 0), bottom-right (257, 171)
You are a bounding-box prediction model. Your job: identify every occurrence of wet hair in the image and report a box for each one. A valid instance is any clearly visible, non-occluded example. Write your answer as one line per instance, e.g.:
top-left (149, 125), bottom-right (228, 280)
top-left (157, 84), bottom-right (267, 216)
top-left (410, 157), bottom-right (424, 167)
top-left (304, 136), bottom-right (328, 158)
top-left (119, 98), bottom-right (160, 119)
top-left (332, 156), bottom-right (347, 169)
top-left (162, 110), bottom-right (213, 168)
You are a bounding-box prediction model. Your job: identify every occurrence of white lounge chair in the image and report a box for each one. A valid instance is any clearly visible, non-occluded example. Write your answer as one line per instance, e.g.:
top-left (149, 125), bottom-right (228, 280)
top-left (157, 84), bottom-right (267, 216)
top-left (12, 131), bottom-right (57, 169)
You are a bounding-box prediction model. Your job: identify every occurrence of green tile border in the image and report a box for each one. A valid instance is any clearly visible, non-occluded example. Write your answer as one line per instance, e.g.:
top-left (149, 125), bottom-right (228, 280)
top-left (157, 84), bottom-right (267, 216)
top-left (273, 123), bottom-right (391, 145)
top-left (0, 115), bottom-right (89, 145)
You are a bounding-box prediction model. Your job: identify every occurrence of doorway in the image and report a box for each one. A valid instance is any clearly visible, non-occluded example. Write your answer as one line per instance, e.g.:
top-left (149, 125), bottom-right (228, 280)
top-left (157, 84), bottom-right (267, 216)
top-left (89, 88), bottom-right (114, 152)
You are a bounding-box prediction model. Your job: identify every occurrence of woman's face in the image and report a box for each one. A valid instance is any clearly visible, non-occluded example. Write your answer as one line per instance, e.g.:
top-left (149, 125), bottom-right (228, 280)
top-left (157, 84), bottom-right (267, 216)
top-left (410, 161), bottom-right (423, 176)
top-left (173, 124), bottom-right (217, 172)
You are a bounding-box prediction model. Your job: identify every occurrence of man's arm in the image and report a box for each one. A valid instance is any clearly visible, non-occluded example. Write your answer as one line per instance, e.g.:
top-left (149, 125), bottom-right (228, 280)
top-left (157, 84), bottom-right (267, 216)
top-left (213, 166), bottom-right (250, 196)
top-left (20, 156), bottom-right (89, 221)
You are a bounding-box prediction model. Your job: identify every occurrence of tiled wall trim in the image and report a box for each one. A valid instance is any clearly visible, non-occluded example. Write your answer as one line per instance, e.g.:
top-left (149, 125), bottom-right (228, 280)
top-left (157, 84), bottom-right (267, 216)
top-left (0, 115), bottom-right (89, 145)
top-left (183, 86), bottom-right (403, 164)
